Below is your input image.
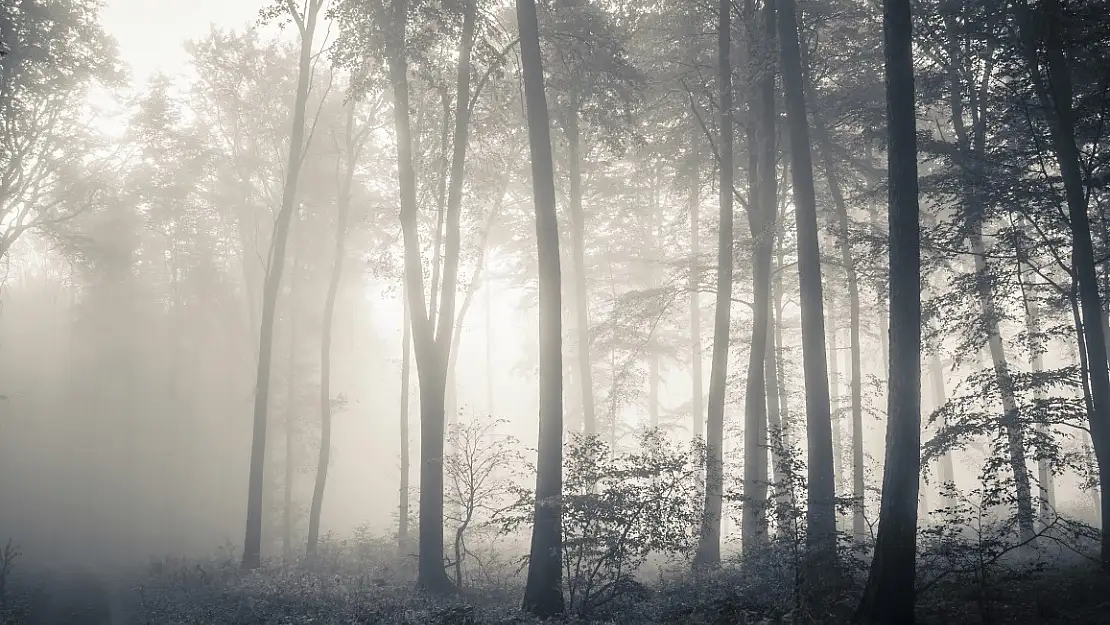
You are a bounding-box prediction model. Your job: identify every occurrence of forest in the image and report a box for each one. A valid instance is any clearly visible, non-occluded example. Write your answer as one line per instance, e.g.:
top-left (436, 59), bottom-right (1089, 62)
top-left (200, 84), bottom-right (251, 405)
top-left (1, 0), bottom-right (1109, 623)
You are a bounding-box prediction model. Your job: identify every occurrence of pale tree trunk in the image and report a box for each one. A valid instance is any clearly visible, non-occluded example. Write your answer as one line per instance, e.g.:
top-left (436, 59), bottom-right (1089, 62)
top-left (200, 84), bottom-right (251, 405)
top-left (518, 0), bottom-right (565, 614)
top-left (813, 105), bottom-right (867, 542)
top-left (282, 253), bottom-right (300, 564)
top-left (688, 122), bottom-right (704, 441)
top-left (398, 291), bottom-right (412, 555)
top-left (828, 297), bottom-right (844, 498)
top-left (307, 93), bottom-right (359, 559)
top-left (856, 0), bottom-right (921, 618)
top-left (565, 110), bottom-right (596, 436)
top-left (242, 0), bottom-right (323, 570)
top-left (1017, 0), bottom-right (1110, 566)
top-left (694, 0), bottom-right (734, 570)
top-left (777, 0), bottom-right (837, 566)
top-left (1024, 286), bottom-right (1055, 522)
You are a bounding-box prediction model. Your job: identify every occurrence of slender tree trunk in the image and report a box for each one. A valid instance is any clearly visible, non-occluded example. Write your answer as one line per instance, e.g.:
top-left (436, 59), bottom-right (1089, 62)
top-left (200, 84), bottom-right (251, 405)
top-left (829, 297), bottom-right (844, 498)
top-left (282, 260), bottom-right (299, 564)
top-left (694, 0), bottom-right (734, 570)
top-left (307, 96), bottom-right (358, 559)
top-left (1017, 0), bottom-right (1110, 566)
top-left (518, 0), bottom-right (565, 614)
top-left (856, 1), bottom-right (921, 619)
top-left (242, 0), bottom-right (322, 570)
top-left (689, 123), bottom-right (704, 441)
top-left (814, 110), bottom-right (866, 541)
top-left (777, 0), bottom-right (837, 566)
top-left (741, 0), bottom-right (776, 555)
top-left (565, 111), bottom-right (597, 435)
top-left (398, 292), bottom-right (412, 555)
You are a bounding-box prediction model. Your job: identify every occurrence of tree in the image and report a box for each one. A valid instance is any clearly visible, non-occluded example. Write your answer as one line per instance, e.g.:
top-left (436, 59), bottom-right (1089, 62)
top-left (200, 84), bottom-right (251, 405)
top-left (242, 0), bottom-right (325, 570)
top-left (518, 0), bottom-right (566, 615)
top-left (1015, 0), bottom-right (1110, 568)
top-left (856, 0), bottom-right (922, 621)
top-left (693, 0), bottom-right (734, 569)
top-left (777, 0), bottom-right (837, 567)
top-left (306, 80), bottom-right (370, 559)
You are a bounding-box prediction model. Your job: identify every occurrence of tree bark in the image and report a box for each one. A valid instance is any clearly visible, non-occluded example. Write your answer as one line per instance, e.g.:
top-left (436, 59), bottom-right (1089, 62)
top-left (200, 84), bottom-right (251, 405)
top-left (855, 0), bottom-right (921, 619)
top-left (694, 0), bottom-right (734, 570)
top-left (518, 0), bottom-right (566, 615)
top-left (307, 93), bottom-right (358, 560)
top-left (777, 0), bottom-right (837, 567)
top-left (242, 0), bottom-right (322, 570)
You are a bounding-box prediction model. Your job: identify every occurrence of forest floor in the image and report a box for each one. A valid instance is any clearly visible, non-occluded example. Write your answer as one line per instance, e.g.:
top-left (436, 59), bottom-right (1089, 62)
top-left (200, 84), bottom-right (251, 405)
top-left (5, 549), bottom-right (1110, 624)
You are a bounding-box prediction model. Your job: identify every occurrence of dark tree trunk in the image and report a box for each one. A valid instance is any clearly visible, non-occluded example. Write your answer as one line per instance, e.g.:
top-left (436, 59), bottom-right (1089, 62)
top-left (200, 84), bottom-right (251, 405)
top-left (742, 0), bottom-right (777, 555)
top-left (242, 0), bottom-right (322, 570)
top-left (1017, 0), bottom-right (1110, 567)
top-left (856, 0), bottom-right (921, 621)
top-left (518, 0), bottom-right (566, 615)
top-left (777, 0), bottom-right (837, 567)
top-left (694, 0), bottom-right (734, 570)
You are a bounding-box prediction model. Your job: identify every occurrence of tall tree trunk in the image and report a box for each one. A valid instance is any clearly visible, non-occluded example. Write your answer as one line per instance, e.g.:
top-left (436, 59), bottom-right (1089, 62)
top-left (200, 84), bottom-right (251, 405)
top-left (242, 0), bottom-right (322, 570)
top-left (566, 111), bottom-right (597, 435)
top-left (307, 95), bottom-right (358, 559)
top-left (688, 122), bottom-right (704, 441)
top-left (518, 0), bottom-right (565, 614)
top-left (856, 0), bottom-right (921, 619)
top-left (398, 291), bottom-right (412, 555)
top-left (741, 0), bottom-right (776, 555)
top-left (693, 0), bottom-right (734, 570)
top-left (1017, 0), bottom-right (1110, 567)
top-left (390, 0), bottom-right (476, 592)
top-left (282, 258), bottom-right (300, 564)
top-left (814, 108), bottom-right (866, 542)
top-left (777, 0), bottom-right (837, 566)
top-left (829, 297), bottom-right (844, 498)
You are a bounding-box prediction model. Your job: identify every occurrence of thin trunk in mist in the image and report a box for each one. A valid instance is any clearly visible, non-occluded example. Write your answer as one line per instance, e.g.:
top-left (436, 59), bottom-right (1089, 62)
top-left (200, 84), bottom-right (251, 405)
top-left (929, 353), bottom-right (956, 509)
top-left (242, 0), bottom-right (322, 571)
top-left (566, 109), bottom-right (596, 436)
top-left (389, 0), bottom-right (476, 592)
top-left (517, 0), bottom-right (565, 615)
top-left (777, 0), bottom-right (837, 566)
top-left (485, 254), bottom-right (494, 415)
top-left (774, 168), bottom-right (792, 451)
top-left (283, 255), bottom-right (300, 564)
top-left (945, 22), bottom-right (1035, 542)
top-left (688, 120), bottom-right (704, 442)
top-left (307, 95), bottom-right (359, 560)
top-left (694, 0), bottom-right (734, 569)
top-left (829, 297), bottom-right (844, 498)
top-left (446, 199), bottom-right (503, 421)
top-left (741, 0), bottom-right (776, 555)
top-left (398, 291), bottom-right (412, 555)
top-left (814, 108), bottom-right (866, 541)
top-left (1024, 288), bottom-right (1055, 521)
top-left (856, 0), bottom-right (921, 619)
top-left (1017, 0), bottom-right (1110, 566)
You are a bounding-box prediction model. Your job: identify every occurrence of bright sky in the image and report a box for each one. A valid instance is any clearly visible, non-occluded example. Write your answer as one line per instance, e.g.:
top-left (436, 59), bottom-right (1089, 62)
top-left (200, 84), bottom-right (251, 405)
top-left (101, 0), bottom-right (276, 83)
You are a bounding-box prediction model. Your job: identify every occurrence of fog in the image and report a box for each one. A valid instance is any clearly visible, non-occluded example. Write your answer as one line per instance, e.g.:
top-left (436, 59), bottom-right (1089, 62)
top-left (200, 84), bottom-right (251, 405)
top-left (3, 0), bottom-right (1110, 622)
